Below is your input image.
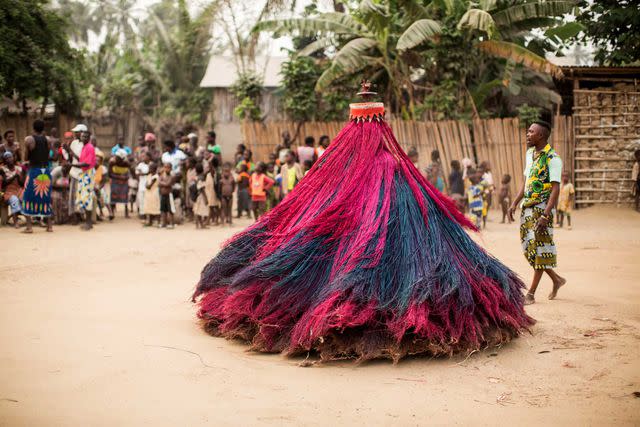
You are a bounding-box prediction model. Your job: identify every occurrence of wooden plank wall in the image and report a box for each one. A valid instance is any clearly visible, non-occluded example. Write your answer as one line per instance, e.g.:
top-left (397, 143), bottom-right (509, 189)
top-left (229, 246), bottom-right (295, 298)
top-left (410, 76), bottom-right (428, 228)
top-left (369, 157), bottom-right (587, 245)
top-left (242, 116), bottom-right (575, 206)
top-left (572, 86), bottom-right (640, 206)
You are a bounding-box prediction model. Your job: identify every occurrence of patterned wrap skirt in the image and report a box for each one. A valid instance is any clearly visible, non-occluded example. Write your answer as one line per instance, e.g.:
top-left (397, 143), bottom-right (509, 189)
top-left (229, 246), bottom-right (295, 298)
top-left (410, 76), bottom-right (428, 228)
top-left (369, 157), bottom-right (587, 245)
top-left (520, 201), bottom-right (557, 270)
top-left (22, 167), bottom-right (52, 217)
top-left (75, 169), bottom-right (95, 213)
top-left (110, 176), bottom-right (129, 204)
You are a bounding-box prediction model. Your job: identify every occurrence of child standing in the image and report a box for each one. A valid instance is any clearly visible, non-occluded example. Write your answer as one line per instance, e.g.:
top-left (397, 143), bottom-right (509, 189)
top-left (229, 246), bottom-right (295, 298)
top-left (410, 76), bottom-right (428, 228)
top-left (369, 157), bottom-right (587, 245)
top-left (136, 152), bottom-right (151, 219)
top-left (184, 157), bottom-right (197, 221)
top-left (557, 172), bottom-right (575, 229)
top-left (280, 150), bottom-right (304, 198)
top-left (498, 174), bottom-right (512, 224)
top-left (466, 171), bottom-right (484, 229)
top-left (159, 162), bottom-right (174, 228)
top-left (250, 162), bottom-right (275, 221)
top-left (144, 162), bottom-right (160, 227)
top-left (220, 162), bottom-right (235, 224)
top-left (94, 152), bottom-right (114, 221)
top-left (205, 158), bottom-right (222, 225)
top-left (236, 163), bottom-right (251, 218)
top-left (193, 163), bottom-right (209, 229)
top-left (266, 162), bottom-right (278, 211)
top-left (479, 161), bottom-right (494, 228)
top-left (128, 169), bottom-right (138, 216)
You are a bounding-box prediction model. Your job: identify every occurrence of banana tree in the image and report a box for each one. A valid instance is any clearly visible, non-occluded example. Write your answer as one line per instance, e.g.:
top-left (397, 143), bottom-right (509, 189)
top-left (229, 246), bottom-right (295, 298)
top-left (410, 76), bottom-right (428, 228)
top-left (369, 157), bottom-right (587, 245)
top-left (397, 0), bottom-right (576, 116)
top-left (253, 0), bottom-right (442, 116)
top-left (455, 0), bottom-right (577, 78)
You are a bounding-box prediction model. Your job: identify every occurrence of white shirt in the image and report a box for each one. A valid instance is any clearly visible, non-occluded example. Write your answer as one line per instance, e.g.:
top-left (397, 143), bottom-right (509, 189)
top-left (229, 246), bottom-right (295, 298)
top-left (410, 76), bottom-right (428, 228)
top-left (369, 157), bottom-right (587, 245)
top-left (161, 149), bottom-right (187, 174)
top-left (136, 162), bottom-right (149, 193)
top-left (482, 171), bottom-right (494, 186)
top-left (524, 147), bottom-right (562, 183)
top-left (69, 139), bottom-right (83, 179)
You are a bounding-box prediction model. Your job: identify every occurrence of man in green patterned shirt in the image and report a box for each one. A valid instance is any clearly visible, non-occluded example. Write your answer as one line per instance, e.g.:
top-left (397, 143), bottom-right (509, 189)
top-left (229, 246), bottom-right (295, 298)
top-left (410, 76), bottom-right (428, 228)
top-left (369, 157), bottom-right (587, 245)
top-left (508, 121), bottom-right (567, 305)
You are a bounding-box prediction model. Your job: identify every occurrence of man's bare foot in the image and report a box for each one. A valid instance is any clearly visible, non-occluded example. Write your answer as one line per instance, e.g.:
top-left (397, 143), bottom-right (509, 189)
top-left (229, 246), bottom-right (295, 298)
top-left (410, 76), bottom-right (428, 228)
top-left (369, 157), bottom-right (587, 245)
top-left (524, 293), bottom-right (535, 305)
top-left (549, 276), bottom-right (567, 300)
top-left (22, 228), bottom-right (33, 234)
top-left (46, 227), bottom-right (53, 232)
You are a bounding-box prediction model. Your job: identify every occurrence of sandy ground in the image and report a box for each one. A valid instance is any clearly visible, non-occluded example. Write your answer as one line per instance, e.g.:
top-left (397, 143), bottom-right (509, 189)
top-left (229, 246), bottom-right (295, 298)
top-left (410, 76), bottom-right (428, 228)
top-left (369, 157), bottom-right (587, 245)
top-left (0, 206), bottom-right (639, 426)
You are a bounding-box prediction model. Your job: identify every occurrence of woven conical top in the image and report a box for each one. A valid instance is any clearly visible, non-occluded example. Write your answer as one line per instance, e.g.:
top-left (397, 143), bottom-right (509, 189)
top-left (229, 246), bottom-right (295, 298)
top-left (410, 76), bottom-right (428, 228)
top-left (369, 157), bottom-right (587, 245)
top-left (349, 102), bottom-right (385, 122)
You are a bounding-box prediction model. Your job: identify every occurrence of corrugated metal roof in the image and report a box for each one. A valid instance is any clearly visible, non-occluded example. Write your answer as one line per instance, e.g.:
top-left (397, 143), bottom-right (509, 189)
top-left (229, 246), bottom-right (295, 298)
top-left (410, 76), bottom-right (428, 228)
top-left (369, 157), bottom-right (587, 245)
top-left (200, 55), bottom-right (287, 88)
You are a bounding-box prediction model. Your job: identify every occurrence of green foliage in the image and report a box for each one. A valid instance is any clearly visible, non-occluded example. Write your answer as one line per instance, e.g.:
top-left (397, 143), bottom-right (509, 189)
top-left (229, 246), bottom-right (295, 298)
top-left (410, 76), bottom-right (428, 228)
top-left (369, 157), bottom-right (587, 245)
top-left (234, 97), bottom-right (262, 121)
top-left (64, 0), bottom-right (215, 131)
top-left (516, 104), bottom-right (543, 127)
top-left (573, 0), bottom-right (640, 65)
top-left (256, 0), bottom-right (572, 119)
top-left (280, 56), bottom-right (321, 122)
top-left (0, 0), bottom-right (86, 113)
top-left (231, 73), bottom-right (264, 121)
top-left (422, 80), bottom-right (463, 121)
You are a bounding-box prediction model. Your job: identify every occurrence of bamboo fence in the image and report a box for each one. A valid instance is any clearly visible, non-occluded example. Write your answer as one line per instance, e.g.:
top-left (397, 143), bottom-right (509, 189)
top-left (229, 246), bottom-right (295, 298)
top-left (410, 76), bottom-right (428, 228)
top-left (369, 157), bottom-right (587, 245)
top-left (242, 116), bottom-right (575, 207)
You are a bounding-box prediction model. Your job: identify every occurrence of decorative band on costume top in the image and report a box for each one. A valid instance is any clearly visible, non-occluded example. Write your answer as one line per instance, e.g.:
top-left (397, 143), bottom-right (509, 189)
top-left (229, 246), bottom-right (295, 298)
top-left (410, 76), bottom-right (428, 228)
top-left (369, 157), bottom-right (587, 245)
top-left (349, 102), bottom-right (385, 122)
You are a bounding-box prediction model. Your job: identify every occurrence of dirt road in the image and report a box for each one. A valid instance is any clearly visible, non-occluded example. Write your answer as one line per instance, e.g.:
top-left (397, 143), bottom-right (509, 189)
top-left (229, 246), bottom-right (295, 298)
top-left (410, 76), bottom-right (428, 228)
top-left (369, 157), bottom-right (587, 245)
top-left (1, 206), bottom-right (638, 426)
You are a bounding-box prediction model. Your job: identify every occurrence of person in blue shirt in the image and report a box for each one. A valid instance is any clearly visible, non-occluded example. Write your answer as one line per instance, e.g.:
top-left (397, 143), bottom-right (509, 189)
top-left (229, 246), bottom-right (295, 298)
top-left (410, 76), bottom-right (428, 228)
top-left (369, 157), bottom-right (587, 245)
top-left (111, 136), bottom-right (132, 157)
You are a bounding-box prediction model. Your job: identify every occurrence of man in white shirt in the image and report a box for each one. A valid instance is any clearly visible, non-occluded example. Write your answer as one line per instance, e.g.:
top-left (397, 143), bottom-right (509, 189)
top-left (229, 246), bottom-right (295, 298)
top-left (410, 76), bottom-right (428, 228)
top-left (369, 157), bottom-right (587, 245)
top-left (68, 124), bottom-right (87, 222)
top-left (508, 121), bottom-right (566, 305)
top-left (161, 140), bottom-right (187, 175)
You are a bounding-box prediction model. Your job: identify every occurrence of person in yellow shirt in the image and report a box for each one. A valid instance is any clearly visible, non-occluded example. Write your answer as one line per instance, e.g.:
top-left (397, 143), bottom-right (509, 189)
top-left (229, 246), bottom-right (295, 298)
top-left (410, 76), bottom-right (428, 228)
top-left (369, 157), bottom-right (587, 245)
top-left (556, 171), bottom-right (574, 229)
top-left (279, 150), bottom-right (304, 199)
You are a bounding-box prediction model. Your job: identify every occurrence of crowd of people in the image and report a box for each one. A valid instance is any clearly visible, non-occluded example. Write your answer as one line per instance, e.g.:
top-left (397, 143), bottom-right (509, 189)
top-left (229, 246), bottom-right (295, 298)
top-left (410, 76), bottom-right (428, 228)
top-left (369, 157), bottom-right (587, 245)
top-left (0, 121), bottom-right (579, 232)
top-left (0, 123), bottom-right (331, 232)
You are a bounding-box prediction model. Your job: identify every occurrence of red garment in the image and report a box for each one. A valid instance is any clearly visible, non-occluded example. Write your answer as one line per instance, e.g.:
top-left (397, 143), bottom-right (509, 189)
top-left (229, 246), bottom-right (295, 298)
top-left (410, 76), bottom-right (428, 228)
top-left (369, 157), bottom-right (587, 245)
top-left (250, 172), bottom-right (274, 202)
top-left (79, 143), bottom-right (96, 170)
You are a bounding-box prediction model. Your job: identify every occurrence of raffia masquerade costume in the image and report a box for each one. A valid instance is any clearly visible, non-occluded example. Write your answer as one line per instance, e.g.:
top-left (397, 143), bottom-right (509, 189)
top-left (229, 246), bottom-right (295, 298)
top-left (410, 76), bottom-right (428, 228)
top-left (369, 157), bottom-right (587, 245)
top-left (192, 87), bottom-right (533, 362)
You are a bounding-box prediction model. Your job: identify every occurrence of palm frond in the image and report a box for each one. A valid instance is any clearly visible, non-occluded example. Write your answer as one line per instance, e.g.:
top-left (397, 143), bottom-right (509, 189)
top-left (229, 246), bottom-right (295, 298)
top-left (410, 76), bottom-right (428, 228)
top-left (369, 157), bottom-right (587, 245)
top-left (252, 13), bottom-right (365, 36)
top-left (297, 37), bottom-right (335, 56)
top-left (478, 40), bottom-right (564, 78)
top-left (359, 0), bottom-right (388, 16)
top-left (315, 57), bottom-right (373, 91)
top-left (332, 38), bottom-right (378, 71)
top-left (492, 1), bottom-right (577, 29)
top-left (397, 19), bottom-right (442, 51)
top-left (457, 9), bottom-right (496, 37)
top-left (315, 38), bottom-right (378, 91)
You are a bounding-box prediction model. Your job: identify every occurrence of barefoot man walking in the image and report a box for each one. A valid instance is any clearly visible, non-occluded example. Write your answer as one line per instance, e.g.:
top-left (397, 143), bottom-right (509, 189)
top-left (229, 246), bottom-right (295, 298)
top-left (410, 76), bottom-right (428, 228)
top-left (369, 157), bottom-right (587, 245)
top-left (508, 121), bottom-right (566, 305)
